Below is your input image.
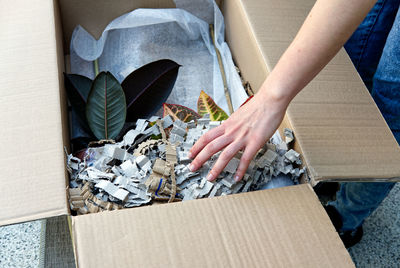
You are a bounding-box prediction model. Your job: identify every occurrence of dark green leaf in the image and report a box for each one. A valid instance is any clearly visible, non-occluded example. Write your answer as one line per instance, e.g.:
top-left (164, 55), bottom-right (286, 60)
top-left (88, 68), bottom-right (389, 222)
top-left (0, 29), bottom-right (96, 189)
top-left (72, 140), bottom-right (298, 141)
top-left (64, 73), bottom-right (92, 102)
top-left (64, 73), bottom-right (92, 122)
top-left (64, 73), bottom-right (95, 140)
top-left (121, 59), bottom-right (180, 122)
top-left (86, 72), bottom-right (126, 140)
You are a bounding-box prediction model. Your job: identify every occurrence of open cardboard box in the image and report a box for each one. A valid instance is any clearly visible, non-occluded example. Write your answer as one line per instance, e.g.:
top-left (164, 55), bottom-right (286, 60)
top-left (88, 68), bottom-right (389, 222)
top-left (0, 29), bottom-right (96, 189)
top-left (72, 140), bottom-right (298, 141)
top-left (1, 0), bottom-right (400, 267)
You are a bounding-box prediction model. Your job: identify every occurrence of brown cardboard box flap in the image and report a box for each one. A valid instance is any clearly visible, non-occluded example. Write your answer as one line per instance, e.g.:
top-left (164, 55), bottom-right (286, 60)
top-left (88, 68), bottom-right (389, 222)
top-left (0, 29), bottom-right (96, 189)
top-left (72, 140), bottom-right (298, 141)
top-left (72, 184), bottom-right (354, 268)
top-left (235, 0), bottom-right (400, 182)
top-left (2, 0), bottom-right (400, 229)
top-left (0, 0), bottom-right (69, 226)
top-left (59, 0), bottom-right (222, 51)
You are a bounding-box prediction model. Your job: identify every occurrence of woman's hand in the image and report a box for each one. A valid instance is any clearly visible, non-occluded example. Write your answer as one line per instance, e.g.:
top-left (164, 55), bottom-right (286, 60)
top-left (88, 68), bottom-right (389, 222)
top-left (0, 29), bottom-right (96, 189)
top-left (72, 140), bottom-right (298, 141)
top-left (188, 89), bottom-right (288, 182)
top-left (188, 0), bottom-right (375, 182)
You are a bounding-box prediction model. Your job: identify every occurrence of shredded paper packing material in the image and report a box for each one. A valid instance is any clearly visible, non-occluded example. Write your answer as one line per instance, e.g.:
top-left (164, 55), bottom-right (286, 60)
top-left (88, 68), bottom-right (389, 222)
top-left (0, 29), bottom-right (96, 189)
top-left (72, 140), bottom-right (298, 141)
top-left (66, 115), bottom-right (306, 214)
top-left (70, 0), bottom-right (248, 115)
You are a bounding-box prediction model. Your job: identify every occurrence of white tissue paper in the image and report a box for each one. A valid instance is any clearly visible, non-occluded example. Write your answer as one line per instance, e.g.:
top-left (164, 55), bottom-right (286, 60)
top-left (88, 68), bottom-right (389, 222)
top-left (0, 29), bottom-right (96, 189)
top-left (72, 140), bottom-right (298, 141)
top-left (70, 0), bottom-right (248, 114)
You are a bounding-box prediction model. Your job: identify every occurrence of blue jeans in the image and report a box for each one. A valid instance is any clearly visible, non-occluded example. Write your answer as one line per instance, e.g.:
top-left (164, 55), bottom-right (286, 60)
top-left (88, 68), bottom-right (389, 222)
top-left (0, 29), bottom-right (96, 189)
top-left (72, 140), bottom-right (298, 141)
top-left (330, 0), bottom-right (400, 231)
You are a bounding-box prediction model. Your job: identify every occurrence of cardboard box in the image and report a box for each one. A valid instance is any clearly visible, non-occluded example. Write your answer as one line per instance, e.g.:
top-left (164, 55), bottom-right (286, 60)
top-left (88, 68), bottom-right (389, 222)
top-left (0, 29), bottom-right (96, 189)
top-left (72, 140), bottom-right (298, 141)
top-left (1, 0), bottom-right (400, 267)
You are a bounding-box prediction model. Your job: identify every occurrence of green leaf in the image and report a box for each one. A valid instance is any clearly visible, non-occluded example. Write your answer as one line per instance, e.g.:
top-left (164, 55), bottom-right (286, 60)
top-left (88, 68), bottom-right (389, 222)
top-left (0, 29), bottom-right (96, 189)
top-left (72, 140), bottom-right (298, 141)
top-left (197, 90), bottom-right (229, 121)
top-left (163, 103), bottom-right (201, 122)
top-left (64, 73), bottom-right (92, 123)
top-left (86, 72), bottom-right (126, 140)
top-left (121, 59), bottom-right (180, 122)
top-left (64, 73), bottom-right (96, 141)
top-left (64, 73), bottom-right (92, 103)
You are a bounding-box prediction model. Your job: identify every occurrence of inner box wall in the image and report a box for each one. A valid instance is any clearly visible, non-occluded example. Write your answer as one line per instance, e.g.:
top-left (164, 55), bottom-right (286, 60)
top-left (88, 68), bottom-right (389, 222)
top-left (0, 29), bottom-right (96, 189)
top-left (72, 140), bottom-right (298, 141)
top-left (55, 0), bottom-right (308, 219)
top-left (54, 0), bottom-right (72, 216)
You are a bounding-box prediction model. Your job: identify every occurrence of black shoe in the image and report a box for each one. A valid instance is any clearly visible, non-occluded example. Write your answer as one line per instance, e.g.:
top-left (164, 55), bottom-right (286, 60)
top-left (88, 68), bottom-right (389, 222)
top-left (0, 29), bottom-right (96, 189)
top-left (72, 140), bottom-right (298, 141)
top-left (339, 226), bottom-right (363, 248)
top-left (324, 205), bottom-right (363, 248)
top-left (314, 182), bottom-right (340, 205)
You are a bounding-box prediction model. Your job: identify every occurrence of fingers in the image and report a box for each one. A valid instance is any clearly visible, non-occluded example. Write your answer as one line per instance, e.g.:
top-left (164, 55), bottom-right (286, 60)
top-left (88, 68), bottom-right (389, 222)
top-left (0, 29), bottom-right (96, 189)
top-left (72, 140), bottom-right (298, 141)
top-left (233, 143), bottom-right (260, 182)
top-left (189, 125), bottom-right (224, 159)
top-left (206, 141), bottom-right (244, 181)
top-left (189, 135), bottom-right (232, 171)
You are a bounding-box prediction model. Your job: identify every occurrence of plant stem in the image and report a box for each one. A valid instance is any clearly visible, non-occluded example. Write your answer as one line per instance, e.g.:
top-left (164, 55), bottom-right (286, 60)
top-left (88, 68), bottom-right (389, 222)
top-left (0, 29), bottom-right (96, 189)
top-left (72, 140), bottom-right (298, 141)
top-left (209, 24), bottom-right (234, 115)
top-left (94, 59), bottom-right (99, 77)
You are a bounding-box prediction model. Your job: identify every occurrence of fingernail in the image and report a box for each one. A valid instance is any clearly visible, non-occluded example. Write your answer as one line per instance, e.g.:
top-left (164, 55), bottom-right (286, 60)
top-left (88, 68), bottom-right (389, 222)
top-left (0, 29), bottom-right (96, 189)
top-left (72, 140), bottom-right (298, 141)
top-left (187, 151), bottom-right (193, 159)
top-left (207, 173), bottom-right (214, 181)
top-left (189, 163), bottom-right (195, 172)
top-left (234, 175), bottom-right (240, 182)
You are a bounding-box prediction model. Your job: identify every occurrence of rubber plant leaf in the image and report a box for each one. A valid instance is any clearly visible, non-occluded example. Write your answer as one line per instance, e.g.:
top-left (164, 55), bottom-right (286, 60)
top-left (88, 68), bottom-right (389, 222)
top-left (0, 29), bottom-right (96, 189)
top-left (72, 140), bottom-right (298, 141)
top-left (64, 73), bottom-right (95, 138)
top-left (197, 90), bottom-right (229, 121)
top-left (121, 59), bottom-right (180, 122)
top-left (163, 103), bottom-right (201, 122)
top-left (86, 72), bottom-right (126, 140)
top-left (64, 73), bottom-right (92, 122)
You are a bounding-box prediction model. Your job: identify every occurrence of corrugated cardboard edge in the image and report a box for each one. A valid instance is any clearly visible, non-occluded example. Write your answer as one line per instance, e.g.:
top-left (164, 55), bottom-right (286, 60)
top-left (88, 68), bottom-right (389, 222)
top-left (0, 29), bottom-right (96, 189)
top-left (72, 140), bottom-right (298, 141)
top-left (70, 216), bottom-right (80, 268)
top-left (229, 0), bottom-right (400, 183)
top-left (71, 184), bottom-right (354, 268)
top-left (0, 0), bottom-right (70, 227)
top-left (281, 111), bottom-right (400, 184)
top-left (54, 0), bottom-right (72, 216)
top-left (0, 209), bottom-right (67, 228)
top-left (286, 50), bottom-right (400, 183)
top-left (224, 0), bottom-right (313, 185)
top-left (223, 0), bottom-right (269, 91)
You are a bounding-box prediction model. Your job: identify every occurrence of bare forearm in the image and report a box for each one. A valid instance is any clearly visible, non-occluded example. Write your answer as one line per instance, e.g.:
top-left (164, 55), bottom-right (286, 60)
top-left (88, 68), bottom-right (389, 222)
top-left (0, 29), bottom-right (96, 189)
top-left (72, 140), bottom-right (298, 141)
top-left (260, 0), bottom-right (377, 104)
top-left (190, 0), bottom-right (377, 182)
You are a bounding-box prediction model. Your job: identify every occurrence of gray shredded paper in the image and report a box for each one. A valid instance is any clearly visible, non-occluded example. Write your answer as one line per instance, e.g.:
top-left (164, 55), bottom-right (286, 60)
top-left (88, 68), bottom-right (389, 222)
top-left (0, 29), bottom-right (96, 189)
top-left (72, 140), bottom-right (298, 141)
top-left (66, 0), bottom-right (304, 214)
top-left (66, 115), bottom-right (305, 211)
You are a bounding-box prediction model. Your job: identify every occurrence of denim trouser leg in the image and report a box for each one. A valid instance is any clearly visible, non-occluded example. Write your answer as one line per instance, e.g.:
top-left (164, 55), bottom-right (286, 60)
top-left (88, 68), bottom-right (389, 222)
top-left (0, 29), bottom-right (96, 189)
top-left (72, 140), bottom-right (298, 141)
top-left (344, 0), bottom-right (400, 92)
top-left (331, 182), bottom-right (396, 231)
top-left (330, 2), bottom-right (400, 231)
top-left (372, 8), bottom-right (400, 140)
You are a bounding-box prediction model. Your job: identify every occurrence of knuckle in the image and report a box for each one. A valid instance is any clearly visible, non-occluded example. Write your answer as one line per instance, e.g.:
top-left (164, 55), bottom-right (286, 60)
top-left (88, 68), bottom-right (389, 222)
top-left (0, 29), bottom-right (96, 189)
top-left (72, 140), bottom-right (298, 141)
top-left (204, 142), bottom-right (216, 154)
top-left (201, 135), bottom-right (210, 144)
top-left (195, 138), bottom-right (206, 148)
top-left (220, 150), bottom-right (234, 162)
top-left (237, 165), bottom-right (247, 174)
top-left (191, 158), bottom-right (199, 167)
top-left (251, 133), bottom-right (265, 145)
top-left (224, 128), bottom-right (237, 138)
top-left (210, 164), bottom-right (221, 175)
top-left (241, 154), bottom-right (253, 164)
top-left (204, 130), bottom-right (216, 142)
top-left (211, 165), bottom-right (222, 174)
top-left (190, 144), bottom-right (198, 153)
top-left (194, 154), bottom-right (205, 165)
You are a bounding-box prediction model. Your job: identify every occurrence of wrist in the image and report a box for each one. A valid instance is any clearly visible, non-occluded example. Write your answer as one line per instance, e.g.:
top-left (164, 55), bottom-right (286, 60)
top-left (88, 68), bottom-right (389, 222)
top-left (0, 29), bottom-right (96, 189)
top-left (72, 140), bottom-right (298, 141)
top-left (257, 78), bottom-right (293, 109)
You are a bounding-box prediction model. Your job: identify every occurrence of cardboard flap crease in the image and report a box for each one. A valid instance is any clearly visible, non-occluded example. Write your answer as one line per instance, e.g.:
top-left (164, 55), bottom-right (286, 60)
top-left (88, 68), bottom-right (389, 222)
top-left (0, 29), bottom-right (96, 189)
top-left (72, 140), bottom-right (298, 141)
top-left (72, 185), bottom-right (354, 268)
top-left (235, 0), bottom-right (400, 183)
top-left (0, 0), bottom-right (69, 226)
top-left (1, 1), bottom-right (399, 257)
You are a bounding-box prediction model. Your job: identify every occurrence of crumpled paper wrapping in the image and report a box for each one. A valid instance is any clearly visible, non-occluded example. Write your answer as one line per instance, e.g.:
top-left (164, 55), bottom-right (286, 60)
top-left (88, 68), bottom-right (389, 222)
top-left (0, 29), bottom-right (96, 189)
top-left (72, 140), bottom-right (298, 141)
top-left (70, 0), bottom-right (248, 116)
top-left (66, 115), bottom-right (305, 212)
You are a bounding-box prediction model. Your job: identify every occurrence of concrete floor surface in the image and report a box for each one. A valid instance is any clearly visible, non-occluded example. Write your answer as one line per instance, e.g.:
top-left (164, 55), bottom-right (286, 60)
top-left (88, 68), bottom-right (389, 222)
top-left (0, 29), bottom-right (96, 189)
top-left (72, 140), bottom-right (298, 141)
top-left (349, 183), bottom-right (400, 267)
top-left (0, 220), bottom-right (41, 268)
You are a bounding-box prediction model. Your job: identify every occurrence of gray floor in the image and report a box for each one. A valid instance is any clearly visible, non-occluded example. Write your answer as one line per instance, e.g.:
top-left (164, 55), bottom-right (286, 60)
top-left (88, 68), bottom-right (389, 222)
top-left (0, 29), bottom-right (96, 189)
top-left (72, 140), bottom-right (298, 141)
top-left (0, 183), bottom-right (399, 268)
top-left (41, 217), bottom-right (75, 268)
top-left (348, 183), bottom-right (400, 267)
top-left (0, 220), bottom-right (41, 268)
